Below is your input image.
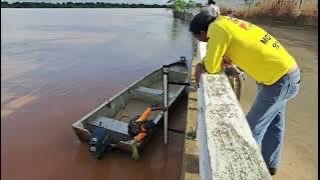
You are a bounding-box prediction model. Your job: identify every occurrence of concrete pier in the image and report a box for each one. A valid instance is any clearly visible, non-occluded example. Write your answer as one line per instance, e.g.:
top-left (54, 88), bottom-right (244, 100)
top-left (197, 73), bottom-right (271, 179)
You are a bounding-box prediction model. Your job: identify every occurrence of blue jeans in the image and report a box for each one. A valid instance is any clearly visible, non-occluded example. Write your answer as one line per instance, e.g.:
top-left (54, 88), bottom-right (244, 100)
top-left (246, 68), bottom-right (300, 168)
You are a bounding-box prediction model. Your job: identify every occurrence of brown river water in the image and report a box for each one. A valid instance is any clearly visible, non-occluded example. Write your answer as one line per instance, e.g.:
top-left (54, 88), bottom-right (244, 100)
top-left (1, 8), bottom-right (193, 180)
top-left (2, 8), bottom-right (317, 180)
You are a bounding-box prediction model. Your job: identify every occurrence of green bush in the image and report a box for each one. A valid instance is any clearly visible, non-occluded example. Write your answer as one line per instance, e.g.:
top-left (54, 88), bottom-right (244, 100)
top-left (167, 0), bottom-right (197, 11)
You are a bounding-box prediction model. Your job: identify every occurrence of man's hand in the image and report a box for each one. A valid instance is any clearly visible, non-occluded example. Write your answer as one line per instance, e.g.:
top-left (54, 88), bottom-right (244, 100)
top-left (195, 63), bottom-right (206, 87)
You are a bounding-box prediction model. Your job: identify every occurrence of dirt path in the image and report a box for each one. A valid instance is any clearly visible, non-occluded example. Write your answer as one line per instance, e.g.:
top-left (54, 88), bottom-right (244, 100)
top-left (239, 25), bottom-right (318, 180)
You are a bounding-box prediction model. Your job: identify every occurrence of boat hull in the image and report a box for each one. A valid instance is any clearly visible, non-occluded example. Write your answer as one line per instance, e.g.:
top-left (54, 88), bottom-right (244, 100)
top-left (71, 60), bottom-right (189, 154)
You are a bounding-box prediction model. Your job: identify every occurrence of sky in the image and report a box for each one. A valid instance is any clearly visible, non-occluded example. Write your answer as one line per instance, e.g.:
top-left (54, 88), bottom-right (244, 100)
top-left (4, 0), bottom-right (209, 5)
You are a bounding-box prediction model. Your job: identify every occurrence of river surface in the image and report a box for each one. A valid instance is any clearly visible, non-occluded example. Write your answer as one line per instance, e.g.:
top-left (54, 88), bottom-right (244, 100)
top-left (1, 8), bottom-right (193, 180)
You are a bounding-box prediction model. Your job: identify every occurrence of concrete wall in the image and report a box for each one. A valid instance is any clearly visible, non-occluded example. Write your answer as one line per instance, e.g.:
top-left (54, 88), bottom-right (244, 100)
top-left (196, 42), bottom-right (271, 180)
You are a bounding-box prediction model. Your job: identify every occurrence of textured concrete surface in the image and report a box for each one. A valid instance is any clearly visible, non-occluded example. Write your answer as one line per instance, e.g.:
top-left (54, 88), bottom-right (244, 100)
top-left (182, 41), bottom-right (271, 180)
top-left (198, 74), bottom-right (271, 180)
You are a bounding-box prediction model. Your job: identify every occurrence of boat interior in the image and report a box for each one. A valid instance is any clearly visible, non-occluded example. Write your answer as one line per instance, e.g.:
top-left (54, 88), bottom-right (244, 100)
top-left (74, 64), bottom-right (189, 142)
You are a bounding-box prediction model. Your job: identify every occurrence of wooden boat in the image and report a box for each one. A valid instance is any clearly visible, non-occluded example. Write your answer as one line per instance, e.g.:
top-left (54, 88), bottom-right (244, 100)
top-left (71, 57), bottom-right (189, 159)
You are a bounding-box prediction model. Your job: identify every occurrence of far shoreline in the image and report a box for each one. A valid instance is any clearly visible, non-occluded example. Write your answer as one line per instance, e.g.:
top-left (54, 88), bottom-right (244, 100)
top-left (1, 1), bottom-right (171, 8)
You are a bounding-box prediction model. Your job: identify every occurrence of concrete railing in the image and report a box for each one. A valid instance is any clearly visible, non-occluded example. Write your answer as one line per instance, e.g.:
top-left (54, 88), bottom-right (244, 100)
top-left (196, 42), bottom-right (271, 179)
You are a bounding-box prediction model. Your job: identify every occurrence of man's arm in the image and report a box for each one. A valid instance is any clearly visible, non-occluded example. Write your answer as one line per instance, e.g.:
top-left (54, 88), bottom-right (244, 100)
top-left (202, 25), bottom-right (231, 74)
top-left (195, 63), bottom-right (206, 86)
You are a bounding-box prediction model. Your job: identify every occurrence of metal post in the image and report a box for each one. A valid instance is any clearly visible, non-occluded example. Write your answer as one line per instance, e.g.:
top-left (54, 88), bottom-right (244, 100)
top-left (163, 67), bottom-right (169, 144)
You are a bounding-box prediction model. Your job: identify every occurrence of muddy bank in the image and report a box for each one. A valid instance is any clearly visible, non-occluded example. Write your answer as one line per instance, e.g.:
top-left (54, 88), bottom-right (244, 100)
top-left (241, 15), bottom-right (318, 27)
top-left (173, 9), bottom-right (318, 27)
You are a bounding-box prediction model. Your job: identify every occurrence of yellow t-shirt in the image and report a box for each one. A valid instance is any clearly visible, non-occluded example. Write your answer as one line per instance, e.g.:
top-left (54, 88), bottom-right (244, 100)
top-left (202, 16), bottom-right (296, 85)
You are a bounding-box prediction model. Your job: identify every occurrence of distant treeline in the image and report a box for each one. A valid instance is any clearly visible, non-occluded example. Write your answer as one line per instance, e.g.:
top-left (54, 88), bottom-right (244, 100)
top-left (1, 1), bottom-right (170, 8)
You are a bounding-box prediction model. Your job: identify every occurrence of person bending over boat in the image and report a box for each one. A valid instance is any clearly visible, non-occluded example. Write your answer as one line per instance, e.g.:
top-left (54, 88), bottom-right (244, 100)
top-left (190, 11), bottom-right (300, 176)
top-left (202, 0), bottom-right (220, 17)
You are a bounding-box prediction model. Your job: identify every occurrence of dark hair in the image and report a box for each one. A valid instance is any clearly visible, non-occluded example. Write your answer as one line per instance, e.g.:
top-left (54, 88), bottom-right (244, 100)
top-left (189, 11), bottom-right (216, 35)
top-left (208, 0), bottom-right (216, 5)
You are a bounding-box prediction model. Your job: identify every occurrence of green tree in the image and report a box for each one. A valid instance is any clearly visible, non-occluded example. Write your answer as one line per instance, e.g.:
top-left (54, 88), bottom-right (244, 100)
top-left (1, 1), bottom-right (9, 7)
top-left (167, 0), bottom-right (197, 11)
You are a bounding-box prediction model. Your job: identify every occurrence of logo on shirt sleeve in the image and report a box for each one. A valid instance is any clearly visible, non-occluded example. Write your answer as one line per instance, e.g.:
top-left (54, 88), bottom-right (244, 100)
top-left (227, 17), bottom-right (253, 31)
top-left (239, 22), bottom-right (248, 30)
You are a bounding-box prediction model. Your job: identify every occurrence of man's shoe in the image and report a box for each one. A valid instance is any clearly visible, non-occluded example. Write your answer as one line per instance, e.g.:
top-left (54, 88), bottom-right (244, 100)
top-left (268, 167), bottom-right (277, 176)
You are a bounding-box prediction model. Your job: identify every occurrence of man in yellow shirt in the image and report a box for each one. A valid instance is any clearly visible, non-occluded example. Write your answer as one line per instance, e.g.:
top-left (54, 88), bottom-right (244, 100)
top-left (190, 11), bottom-right (300, 175)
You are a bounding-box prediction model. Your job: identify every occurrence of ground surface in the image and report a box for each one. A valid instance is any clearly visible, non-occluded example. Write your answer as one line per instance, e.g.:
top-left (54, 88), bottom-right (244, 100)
top-left (239, 24), bottom-right (318, 180)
